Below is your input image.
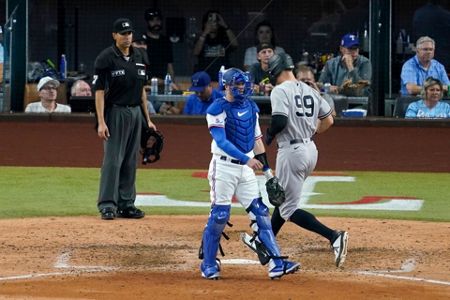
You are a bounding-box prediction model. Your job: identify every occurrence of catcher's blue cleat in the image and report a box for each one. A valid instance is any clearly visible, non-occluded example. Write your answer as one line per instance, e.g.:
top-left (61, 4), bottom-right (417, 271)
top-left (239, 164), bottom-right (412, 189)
top-left (200, 260), bottom-right (221, 280)
top-left (268, 259), bottom-right (300, 279)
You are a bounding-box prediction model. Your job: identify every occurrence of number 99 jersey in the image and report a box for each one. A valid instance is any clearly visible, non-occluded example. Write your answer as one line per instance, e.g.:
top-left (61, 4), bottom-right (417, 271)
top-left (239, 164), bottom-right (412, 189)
top-left (270, 80), bottom-right (332, 144)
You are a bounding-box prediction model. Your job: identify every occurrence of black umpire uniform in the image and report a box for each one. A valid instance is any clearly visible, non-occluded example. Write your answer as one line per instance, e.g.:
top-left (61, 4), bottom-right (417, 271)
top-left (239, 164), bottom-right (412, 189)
top-left (94, 18), bottom-right (154, 220)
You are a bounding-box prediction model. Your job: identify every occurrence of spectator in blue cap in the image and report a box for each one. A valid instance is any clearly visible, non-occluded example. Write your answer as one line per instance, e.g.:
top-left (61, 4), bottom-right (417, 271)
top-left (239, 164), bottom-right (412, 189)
top-left (183, 71), bottom-right (222, 115)
top-left (318, 33), bottom-right (372, 95)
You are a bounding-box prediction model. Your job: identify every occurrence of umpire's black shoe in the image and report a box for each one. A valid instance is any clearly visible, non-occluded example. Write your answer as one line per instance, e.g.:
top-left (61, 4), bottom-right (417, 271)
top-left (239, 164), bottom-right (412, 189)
top-left (117, 207), bottom-right (145, 219)
top-left (100, 207), bottom-right (116, 220)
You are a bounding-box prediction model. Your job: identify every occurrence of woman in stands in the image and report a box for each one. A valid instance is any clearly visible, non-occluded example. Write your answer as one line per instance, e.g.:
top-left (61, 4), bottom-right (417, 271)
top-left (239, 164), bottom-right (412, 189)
top-left (405, 77), bottom-right (450, 118)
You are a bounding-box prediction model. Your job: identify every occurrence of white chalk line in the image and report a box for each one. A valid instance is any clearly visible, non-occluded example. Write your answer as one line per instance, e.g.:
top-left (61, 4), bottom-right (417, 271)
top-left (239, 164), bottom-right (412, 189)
top-left (0, 249), bottom-right (117, 282)
top-left (2, 253), bottom-right (450, 287)
top-left (356, 258), bottom-right (450, 286)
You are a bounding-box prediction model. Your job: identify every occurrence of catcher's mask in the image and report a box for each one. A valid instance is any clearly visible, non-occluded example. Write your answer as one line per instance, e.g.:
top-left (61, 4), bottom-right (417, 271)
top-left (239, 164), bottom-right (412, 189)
top-left (268, 53), bottom-right (294, 86)
top-left (221, 68), bottom-right (252, 103)
top-left (140, 128), bottom-right (164, 164)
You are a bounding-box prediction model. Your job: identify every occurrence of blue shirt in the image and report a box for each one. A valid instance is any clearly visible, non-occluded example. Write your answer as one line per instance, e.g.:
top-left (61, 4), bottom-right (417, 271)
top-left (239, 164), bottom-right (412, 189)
top-left (405, 99), bottom-right (450, 118)
top-left (0, 43), bottom-right (4, 64)
top-left (182, 89), bottom-right (222, 115)
top-left (400, 56), bottom-right (450, 95)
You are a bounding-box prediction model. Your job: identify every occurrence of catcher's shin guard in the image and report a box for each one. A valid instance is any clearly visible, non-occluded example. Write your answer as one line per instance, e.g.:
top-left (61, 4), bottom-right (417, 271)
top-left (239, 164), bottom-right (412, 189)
top-left (200, 205), bottom-right (230, 271)
top-left (246, 198), bottom-right (284, 264)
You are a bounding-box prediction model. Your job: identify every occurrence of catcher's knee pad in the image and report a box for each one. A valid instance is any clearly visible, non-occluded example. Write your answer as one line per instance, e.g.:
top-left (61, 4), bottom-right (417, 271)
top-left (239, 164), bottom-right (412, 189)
top-left (246, 198), bottom-right (281, 259)
top-left (201, 205), bottom-right (231, 266)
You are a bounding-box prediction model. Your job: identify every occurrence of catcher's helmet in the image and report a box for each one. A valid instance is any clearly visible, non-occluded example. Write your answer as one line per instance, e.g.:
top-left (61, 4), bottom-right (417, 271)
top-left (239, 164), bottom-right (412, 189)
top-left (221, 68), bottom-right (252, 102)
top-left (268, 53), bottom-right (294, 85)
top-left (144, 8), bottom-right (162, 21)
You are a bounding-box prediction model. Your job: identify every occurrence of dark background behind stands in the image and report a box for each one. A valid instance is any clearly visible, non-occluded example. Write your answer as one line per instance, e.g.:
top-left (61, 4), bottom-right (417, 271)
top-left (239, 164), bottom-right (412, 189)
top-left (3, 0), bottom-right (450, 93)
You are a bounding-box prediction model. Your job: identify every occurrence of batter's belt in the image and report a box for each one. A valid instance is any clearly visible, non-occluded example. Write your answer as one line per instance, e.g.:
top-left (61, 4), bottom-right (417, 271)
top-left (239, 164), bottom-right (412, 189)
top-left (277, 138), bottom-right (313, 148)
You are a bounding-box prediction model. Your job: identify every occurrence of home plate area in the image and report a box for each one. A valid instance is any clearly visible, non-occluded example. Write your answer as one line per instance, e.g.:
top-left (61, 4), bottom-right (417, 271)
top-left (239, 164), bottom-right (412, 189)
top-left (0, 216), bottom-right (449, 299)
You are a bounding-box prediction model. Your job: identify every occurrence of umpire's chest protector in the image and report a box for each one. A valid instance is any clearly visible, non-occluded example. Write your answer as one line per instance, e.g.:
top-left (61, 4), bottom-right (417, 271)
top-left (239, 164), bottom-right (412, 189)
top-left (223, 100), bottom-right (258, 153)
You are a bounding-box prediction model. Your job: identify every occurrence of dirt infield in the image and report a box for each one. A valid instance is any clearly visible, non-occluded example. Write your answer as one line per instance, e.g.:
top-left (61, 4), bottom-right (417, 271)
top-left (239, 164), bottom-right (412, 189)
top-left (0, 216), bottom-right (449, 299)
top-left (0, 116), bottom-right (449, 299)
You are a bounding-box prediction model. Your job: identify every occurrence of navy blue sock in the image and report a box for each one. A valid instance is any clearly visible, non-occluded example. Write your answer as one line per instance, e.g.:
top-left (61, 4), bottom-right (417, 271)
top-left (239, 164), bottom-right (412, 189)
top-left (289, 209), bottom-right (335, 241)
top-left (271, 207), bottom-right (285, 236)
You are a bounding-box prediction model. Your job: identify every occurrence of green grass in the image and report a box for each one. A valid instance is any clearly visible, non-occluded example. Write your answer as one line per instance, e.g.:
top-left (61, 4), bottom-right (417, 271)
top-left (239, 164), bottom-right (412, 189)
top-left (0, 167), bottom-right (449, 221)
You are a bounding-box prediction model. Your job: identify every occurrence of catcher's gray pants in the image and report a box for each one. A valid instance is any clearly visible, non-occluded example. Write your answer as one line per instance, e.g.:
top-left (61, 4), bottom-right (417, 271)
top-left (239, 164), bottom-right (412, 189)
top-left (98, 105), bottom-right (142, 212)
top-left (275, 140), bottom-right (318, 220)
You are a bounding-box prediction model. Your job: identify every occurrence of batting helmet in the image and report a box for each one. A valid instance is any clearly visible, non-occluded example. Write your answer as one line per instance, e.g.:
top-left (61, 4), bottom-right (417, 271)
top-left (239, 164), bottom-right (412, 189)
top-left (268, 53), bottom-right (294, 85)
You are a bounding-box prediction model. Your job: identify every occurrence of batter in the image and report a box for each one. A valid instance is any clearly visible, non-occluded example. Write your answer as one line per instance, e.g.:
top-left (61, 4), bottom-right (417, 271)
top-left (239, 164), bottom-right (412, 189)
top-left (266, 53), bottom-right (349, 267)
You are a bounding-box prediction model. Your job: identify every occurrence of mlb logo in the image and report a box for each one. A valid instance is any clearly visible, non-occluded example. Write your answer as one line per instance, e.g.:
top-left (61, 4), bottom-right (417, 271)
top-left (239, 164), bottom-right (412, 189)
top-left (138, 69), bottom-right (146, 76)
top-left (122, 22), bottom-right (130, 28)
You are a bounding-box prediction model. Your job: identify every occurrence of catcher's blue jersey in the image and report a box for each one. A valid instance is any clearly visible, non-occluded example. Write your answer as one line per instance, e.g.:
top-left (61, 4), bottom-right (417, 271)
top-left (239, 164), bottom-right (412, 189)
top-left (207, 97), bottom-right (259, 154)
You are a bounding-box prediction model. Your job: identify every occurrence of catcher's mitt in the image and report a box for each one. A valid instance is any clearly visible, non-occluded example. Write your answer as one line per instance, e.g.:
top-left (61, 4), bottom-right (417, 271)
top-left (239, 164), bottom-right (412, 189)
top-left (140, 128), bottom-right (164, 164)
top-left (265, 176), bottom-right (285, 207)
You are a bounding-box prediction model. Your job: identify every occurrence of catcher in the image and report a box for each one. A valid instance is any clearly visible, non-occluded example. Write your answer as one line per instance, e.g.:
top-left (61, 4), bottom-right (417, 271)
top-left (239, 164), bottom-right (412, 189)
top-left (199, 67), bottom-right (299, 280)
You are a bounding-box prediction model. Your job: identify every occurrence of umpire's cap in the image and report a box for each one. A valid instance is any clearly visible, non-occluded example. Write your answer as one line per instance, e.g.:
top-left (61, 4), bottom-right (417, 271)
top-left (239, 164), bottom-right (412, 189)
top-left (113, 18), bottom-right (134, 34)
top-left (268, 53), bottom-right (294, 85)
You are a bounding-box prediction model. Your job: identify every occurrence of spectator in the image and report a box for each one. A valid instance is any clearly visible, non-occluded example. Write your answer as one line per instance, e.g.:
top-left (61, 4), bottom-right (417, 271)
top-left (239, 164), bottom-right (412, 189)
top-left (405, 77), bottom-right (450, 118)
top-left (70, 79), bottom-right (92, 97)
top-left (133, 8), bottom-right (179, 90)
top-left (318, 33), bottom-right (372, 96)
top-left (296, 65), bottom-right (336, 116)
top-left (25, 76), bottom-right (71, 113)
top-left (413, 1), bottom-right (450, 70)
top-left (244, 20), bottom-right (285, 70)
top-left (183, 71), bottom-right (221, 115)
top-left (249, 43), bottom-right (275, 96)
top-left (193, 10), bottom-right (238, 81)
top-left (400, 36), bottom-right (450, 96)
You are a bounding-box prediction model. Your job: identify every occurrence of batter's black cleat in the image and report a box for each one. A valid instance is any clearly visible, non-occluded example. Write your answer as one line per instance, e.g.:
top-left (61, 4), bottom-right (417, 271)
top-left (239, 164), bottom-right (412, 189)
top-left (117, 207), bottom-right (145, 219)
top-left (331, 231), bottom-right (349, 267)
top-left (100, 207), bottom-right (116, 220)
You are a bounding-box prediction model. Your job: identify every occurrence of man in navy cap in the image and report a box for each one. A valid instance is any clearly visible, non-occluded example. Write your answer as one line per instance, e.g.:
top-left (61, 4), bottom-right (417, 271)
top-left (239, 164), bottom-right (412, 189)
top-left (182, 71), bottom-right (222, 115)
top-left (318, 33), bottom-right (372, 95)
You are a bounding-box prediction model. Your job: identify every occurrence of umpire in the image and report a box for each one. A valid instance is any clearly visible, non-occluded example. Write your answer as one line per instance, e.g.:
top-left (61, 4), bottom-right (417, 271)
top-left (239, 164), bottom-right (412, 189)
top-left (94, 18), bottom-right (156, 220)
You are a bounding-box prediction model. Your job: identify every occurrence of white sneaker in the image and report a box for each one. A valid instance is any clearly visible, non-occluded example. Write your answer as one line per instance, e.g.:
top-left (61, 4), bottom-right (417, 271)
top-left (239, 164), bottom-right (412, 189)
top-left (332, 231), bottom-right (349, 267)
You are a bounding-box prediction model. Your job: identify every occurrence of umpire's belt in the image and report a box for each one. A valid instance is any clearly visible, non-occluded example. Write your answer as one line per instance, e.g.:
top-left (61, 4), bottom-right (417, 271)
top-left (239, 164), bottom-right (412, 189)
top-left (112, 103), bottom-right (140, 108)
top-left (277, 138), bottom-right (312, 148)
top-left (217, 155), bottom-right (245, 165)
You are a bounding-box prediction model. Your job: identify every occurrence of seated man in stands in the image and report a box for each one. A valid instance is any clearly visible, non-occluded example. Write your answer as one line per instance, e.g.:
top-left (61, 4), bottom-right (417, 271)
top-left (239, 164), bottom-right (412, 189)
top-left (296, 65), bottom-right (336, 116)
top-left (71, 79), bottom-right (92, 97)
top-left (249, 42), bottom-right (275, 96)
top-left (25, 76), bottom-right (71, 113)
top-left (183, 71), bottom-right (222, 115)
top-left (318, 33), bottom-right (372, 96)
top-left (400, 36), bottom-right (450, 96)
top-left (405, 77), bottom-right (450, 118)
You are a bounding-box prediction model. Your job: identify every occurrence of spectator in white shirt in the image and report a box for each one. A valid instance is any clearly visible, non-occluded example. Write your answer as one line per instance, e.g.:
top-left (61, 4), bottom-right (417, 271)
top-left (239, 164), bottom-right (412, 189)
top-left (243, 20), bottom-right (285, 70)
top-left (25, 76), bottom-right (71, 113)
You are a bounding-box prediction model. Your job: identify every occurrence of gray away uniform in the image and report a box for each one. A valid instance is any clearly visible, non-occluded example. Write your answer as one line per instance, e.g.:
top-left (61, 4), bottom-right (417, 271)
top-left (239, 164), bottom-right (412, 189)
top-left (270, 80), bottom-right (332, 220)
